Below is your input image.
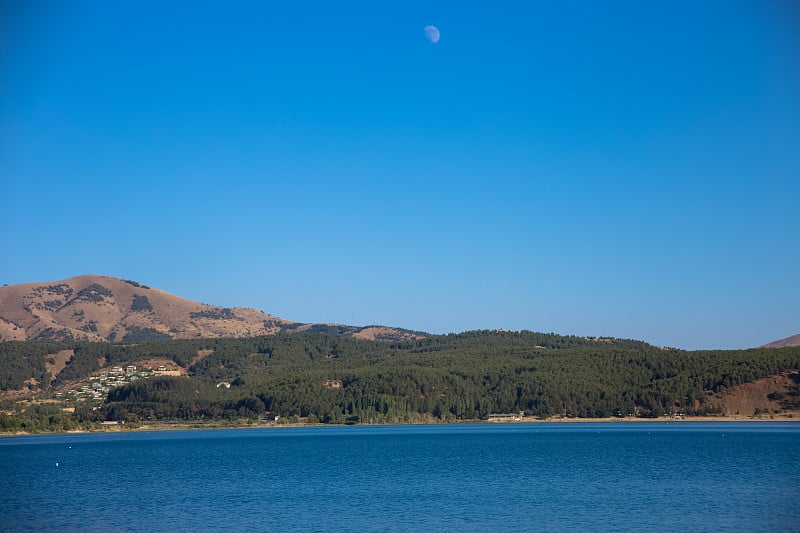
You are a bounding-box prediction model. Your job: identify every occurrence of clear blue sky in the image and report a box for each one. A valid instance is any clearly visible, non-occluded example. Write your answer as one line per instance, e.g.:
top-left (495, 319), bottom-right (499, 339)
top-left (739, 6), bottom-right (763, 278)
top-left (2, 1), bottom-right (798, 349)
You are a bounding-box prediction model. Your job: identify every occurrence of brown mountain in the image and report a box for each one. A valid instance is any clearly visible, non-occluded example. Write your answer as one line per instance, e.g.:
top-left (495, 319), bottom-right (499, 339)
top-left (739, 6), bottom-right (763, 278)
top-left (762, 334), bottom-right (800, 349)
top-left (0, 275), bottom-right (297, 342)
top-left (0, 275), bottom-right (425, 343)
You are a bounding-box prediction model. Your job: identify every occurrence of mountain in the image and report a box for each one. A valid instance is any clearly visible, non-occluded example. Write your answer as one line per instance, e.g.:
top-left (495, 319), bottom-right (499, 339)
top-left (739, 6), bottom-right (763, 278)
top-left (763, 334), bottom-right (800, 349)
top-left (0, 275), bottom-right (294, 342)
top-left (0, 275), bottom-right (424, 343)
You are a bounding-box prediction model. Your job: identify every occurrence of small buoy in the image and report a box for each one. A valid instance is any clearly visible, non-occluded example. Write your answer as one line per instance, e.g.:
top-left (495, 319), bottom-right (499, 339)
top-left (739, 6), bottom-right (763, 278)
top-left (55, 462), bottom-right (59, 467)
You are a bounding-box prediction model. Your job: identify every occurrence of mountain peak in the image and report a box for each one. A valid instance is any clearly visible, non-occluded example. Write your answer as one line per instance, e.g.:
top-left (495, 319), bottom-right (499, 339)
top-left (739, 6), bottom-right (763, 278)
top-left (0, 275), bottom-right (294, 342)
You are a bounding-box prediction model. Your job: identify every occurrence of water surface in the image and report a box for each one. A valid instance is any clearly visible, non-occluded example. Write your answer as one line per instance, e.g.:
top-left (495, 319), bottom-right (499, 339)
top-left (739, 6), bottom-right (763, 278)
top-left (2, 423), bottom-right (798, 531)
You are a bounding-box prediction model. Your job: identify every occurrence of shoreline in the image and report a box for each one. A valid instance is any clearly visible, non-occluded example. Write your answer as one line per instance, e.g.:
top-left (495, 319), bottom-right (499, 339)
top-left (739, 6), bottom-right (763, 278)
top-left (2, 413), bottom-right (798, 437)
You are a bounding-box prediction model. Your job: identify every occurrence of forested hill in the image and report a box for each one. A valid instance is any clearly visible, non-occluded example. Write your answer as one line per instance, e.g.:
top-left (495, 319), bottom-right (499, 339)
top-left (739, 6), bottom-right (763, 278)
top-left (1, 331), bottom-right (799, 430)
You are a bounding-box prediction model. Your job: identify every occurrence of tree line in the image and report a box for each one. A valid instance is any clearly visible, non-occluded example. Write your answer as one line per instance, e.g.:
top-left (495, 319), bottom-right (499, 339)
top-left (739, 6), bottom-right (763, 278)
top-left (3, 331), bottom-right (797, 428)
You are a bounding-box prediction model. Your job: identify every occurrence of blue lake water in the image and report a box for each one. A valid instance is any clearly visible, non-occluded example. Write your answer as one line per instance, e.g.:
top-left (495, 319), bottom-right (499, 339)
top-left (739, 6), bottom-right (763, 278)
top-left (1, 422), bottom-right (799, 532)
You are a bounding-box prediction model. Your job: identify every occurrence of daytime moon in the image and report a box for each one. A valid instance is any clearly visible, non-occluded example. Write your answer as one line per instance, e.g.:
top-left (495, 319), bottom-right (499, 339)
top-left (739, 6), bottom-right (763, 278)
top-left (424, 25), bottom-right (440, 44)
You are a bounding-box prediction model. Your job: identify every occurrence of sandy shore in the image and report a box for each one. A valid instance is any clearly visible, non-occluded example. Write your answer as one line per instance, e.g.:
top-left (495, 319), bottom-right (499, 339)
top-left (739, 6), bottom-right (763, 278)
top-left (488, 414), bottom-right (798, 423)
top-left (2, 413), bottom-right (798, 437)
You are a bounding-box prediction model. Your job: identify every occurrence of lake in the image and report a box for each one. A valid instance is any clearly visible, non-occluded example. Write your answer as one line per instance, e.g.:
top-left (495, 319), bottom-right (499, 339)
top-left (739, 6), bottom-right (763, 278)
top-left (1, 422), bottom-right (798, 531)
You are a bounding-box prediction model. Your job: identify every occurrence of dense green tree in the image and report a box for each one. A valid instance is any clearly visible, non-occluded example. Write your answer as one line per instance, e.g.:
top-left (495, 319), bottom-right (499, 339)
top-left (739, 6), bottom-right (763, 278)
top-left (1, 331), bottom-right (799, 426)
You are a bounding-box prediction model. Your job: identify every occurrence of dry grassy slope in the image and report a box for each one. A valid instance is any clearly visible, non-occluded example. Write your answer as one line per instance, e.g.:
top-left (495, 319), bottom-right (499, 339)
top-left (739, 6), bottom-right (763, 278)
top-left (0, 275), bottom-right (295, 342)
top-left (763, 334), bottom-right (800, 348)
top-left (351, 326), bottom-right (426, 342)
top-left (709, 373), bottom-right (798, 416)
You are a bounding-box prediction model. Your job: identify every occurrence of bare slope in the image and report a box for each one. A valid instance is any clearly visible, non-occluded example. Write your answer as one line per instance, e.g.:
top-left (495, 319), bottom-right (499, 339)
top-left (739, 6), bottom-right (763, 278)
top-left (763, 334), bottom-right (800, 349)
top-left (0, 275), bottom-right (295, 342)
top-left (707, 373), bottom-right (799, 416)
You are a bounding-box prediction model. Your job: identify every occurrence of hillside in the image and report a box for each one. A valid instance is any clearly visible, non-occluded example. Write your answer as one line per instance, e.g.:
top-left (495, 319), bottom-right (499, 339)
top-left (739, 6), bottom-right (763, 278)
top-left (763, 333), bottom-right (800, 349)
top-left (2, 278), bottom-right (799, 432)
top-left (1, 331), bottom-right (799, 432)
top-left (0, 275), bottom-right (423, 344)
top-left (0, 275), bottom-right (297, 342)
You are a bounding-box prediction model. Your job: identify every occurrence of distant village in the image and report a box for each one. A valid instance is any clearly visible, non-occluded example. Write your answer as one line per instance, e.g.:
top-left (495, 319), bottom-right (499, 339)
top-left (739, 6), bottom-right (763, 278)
top-left (55, 364), bottom-right (182, 401)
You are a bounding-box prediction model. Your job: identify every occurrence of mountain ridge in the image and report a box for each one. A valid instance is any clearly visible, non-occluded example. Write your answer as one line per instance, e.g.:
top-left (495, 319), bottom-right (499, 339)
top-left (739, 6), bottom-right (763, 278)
top-left (0, 275), bottom-right (423, 343)
top-left (0, 274), bottom-right (294, 342)
top-left (763, 333), bottom-right (800, 349)
top-left (3, 275), bottom-right (793, 349)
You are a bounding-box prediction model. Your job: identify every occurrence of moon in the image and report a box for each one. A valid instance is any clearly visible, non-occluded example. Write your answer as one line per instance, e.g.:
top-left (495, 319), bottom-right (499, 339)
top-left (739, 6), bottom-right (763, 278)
top-left (424, 25), bottom-right (440, 44)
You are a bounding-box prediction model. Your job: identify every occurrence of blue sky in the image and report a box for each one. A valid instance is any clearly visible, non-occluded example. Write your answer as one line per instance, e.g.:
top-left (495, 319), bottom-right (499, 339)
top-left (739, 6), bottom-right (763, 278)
top-left (2, 1), bottom-right (798, 349)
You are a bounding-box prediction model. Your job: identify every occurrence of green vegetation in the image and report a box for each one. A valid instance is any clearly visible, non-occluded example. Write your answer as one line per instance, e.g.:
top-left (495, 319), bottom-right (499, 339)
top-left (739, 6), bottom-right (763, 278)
top-left (72, 283), bottom-right (113, 303)
top-left (121, 326), bottom-right (171, 342)
top-left (79, 321), bottom-right (98, 333)
top-left (122, 279), bottom-right (150, 289)
top-left (33, 284), bottom-right (73, 298)
top-left (1, 331), bottom-right (798, 430)
top-left (41, 299), bottom-right (64, 311)
top-left (190, 308), bottom-right (236, 320)
top-left (131, 294), bottom-right (153, 312)
top-left (33, 327), bottom-right (74, 342)
top-left (0, 411), bottom-right (81, 433)
top-left (0, 341), bottom-right (57, 389)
